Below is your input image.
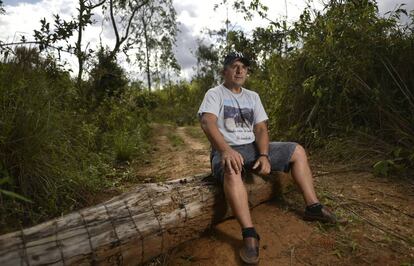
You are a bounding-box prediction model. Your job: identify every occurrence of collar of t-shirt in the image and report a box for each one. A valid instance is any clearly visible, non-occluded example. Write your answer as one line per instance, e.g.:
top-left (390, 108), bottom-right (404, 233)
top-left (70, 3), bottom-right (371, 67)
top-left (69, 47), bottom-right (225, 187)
top-left (220, 84), bottom-right (244, 98)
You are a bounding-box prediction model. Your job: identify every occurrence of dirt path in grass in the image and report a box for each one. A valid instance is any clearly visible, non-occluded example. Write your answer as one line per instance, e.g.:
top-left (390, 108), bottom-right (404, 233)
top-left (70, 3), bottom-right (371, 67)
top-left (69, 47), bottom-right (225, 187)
top-left (132, 123), bottom-right (211, 182)
top-left (138, 124), bottom-right (414, 266)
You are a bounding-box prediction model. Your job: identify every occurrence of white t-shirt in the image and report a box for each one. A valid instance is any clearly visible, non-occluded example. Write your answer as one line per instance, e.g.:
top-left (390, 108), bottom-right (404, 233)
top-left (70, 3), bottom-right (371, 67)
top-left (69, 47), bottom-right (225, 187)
top-left (197, 84), bottom-right (269, 146)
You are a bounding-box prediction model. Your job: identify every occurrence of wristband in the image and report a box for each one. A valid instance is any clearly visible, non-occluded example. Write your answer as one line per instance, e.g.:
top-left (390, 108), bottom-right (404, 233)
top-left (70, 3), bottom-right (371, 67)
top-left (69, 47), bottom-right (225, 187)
top-left (259, 153), bottom-right (269, 158)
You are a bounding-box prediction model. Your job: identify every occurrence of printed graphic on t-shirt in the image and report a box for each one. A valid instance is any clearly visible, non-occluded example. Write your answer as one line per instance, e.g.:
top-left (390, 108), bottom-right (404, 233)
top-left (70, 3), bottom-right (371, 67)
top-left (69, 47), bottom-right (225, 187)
top-left (223, 99), bottom-right (254, 140)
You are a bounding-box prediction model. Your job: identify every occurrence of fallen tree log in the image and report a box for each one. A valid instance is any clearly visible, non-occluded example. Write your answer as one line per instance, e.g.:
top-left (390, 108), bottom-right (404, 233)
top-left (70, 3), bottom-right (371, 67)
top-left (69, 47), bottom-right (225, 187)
top-left (0, 172), bottom-right (292, 265)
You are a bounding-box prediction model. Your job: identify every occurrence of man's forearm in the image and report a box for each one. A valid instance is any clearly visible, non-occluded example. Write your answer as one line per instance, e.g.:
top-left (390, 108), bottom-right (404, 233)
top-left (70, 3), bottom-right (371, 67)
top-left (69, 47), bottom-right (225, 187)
top-left (254, 124), bottom-right (269, 155)
top-left (200, 117), bottom-right (231, 152)
top-left (201, 114), bottom-right (244, 174)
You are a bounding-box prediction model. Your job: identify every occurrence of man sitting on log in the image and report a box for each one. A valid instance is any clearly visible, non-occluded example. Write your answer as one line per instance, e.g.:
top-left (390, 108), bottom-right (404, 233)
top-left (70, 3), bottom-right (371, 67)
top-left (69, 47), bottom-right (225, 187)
top-left (197, 51), bottom-right (339, 264)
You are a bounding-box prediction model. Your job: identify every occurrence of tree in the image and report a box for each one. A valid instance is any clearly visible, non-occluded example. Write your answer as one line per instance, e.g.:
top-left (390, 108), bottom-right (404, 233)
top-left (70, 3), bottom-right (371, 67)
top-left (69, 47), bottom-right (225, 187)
top-left (0, 0), bottom-right (179, 92)
top-left (107, 0), bottom-right (150, 58)
top-left (74, 0), bottom-right (105, 87)
top-left (89, 47), bottom-right (128, 103)
top-left (133, 0), bottom-right (179, 91)
top-left (194, 43), bottom-right (219, 82)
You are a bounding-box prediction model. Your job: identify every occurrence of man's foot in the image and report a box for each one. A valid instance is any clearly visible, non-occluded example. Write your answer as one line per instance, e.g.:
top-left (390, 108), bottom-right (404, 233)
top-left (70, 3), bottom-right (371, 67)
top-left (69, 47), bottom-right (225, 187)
top-left (240, 228), bottom-right (260, 264)
top-left (239, 236), bottom-right (260, 264)
top-left (304, 203), bottom-right (338, 224)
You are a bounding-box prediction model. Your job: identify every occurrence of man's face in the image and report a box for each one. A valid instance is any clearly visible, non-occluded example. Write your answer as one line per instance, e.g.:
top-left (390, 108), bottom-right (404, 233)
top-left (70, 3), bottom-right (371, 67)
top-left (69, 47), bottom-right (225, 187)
top-left (223, 60), bottom-right (248, 88)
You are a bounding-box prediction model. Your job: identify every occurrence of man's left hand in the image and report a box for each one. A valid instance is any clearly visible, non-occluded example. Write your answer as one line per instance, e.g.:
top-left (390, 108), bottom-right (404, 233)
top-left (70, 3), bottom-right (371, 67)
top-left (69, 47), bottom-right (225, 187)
top-left (252, 156), bottom-right (271, 175)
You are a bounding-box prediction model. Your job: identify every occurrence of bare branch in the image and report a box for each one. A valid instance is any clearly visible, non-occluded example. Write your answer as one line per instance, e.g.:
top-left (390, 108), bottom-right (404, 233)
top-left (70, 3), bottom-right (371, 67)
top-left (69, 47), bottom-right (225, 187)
top-left (87, 0), bottom-right (106, 9)
top-left (122, 0), bottom-right (150, 43)
top-left (109, 0), bottom-right (120, 48)
top-left (110, 0), bottom-right (150, 57)
top-left (0, 41), bottom-right (75, 55)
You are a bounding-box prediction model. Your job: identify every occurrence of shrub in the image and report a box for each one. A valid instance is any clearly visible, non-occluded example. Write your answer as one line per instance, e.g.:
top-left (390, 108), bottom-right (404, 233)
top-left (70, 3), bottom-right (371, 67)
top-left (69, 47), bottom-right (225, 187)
top-left (0, 48), bottom-right (111, 231)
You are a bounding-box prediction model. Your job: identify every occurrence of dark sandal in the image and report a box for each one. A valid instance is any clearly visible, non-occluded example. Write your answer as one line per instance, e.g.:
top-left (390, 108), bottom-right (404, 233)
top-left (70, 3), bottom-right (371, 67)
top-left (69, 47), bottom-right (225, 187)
top-left (239, 232), bottom-right (260, 264)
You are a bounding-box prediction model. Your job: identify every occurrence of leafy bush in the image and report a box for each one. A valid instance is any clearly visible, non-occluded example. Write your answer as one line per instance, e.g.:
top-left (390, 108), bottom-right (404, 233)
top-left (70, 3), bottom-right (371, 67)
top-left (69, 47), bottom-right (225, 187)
top-left (0, 48), bottom-right (112, 230)
top-left (152, 81), bottom-right (206, 125)
top-left (98, 89), bottom-right (152, 162)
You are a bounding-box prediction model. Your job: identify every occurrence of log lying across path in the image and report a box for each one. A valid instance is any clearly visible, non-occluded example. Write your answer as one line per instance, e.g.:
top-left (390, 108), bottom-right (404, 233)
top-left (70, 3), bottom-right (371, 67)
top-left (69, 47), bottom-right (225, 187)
top-left (0, 172), bottom-right (291, 265)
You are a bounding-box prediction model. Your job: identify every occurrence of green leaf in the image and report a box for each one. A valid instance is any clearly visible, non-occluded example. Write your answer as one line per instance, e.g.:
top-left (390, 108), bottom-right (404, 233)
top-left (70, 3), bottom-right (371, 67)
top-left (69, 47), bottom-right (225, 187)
top-left (373, 160), bottom-right (389, 176)
top-left (0, 177), bottom-right (10, 186)
top-left (0, 189), bottom-right (33, 203)
top-left (393, 147), bottom-right (402, 157)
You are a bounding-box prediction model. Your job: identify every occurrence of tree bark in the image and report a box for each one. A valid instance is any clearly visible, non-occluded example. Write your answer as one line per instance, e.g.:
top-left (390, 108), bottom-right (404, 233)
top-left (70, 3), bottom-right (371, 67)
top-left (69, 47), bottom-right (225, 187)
top-left (142, 16), bottom-right (151, 92)
top-left (0, 172), bottom-right (291, 265)
top-left (76, 0), bottom-right (105, 89)
top-left (75, 0), bottom-right (85, 88)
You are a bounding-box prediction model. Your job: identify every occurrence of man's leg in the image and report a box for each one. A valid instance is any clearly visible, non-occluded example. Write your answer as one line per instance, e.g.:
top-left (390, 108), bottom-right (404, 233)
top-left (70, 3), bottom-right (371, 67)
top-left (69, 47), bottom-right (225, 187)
top-left (289, 144), bottom-right (338, 223)
top-left (213, 145), bottom-right (256, 228)
top-left (289, 144), bottom-right (319, 205)
top-left (223, 171), bottom-right (260, 264)
top-left (223, 171), bottom-right (253, 228)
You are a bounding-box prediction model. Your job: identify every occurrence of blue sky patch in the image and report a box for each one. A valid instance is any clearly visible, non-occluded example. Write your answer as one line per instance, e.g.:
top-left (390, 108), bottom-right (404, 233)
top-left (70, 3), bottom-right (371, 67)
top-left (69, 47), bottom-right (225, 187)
top-left (4, 0), bottom-right (41, 7)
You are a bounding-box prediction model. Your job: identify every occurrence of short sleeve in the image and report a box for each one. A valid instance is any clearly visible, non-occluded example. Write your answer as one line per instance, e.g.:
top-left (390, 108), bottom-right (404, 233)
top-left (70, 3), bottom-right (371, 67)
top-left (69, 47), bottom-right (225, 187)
top-left (253, 93), bottom-right (268, 124)
top-left (197, 89), bottom-right (221, 119)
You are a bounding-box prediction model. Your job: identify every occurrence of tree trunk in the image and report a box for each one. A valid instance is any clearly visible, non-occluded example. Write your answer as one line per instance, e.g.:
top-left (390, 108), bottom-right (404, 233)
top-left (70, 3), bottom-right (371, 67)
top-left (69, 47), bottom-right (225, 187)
top-left (0, 172), bottom-right (291, 265)
top-left (142, 17), bottom-right (151, 92)
top-left (75, 0), bottom-right (85, 88)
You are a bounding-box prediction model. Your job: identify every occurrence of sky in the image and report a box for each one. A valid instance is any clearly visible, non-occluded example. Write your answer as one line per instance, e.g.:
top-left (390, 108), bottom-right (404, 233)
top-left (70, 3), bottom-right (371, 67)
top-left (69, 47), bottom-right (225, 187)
top-left (1, 0), bottom-right (413, 81)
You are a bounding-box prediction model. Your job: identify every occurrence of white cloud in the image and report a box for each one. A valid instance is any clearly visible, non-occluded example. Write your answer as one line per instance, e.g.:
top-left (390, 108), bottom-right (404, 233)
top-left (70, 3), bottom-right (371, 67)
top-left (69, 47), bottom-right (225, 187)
top-left (378, 0), bottom-right (414, 14)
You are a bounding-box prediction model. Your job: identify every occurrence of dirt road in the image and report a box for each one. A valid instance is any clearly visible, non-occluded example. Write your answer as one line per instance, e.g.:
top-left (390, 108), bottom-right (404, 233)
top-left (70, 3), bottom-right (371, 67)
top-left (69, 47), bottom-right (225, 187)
top-left (136, 124), bottom-right (414, 266)
top-left (132, 123), bottom-right (210, 182)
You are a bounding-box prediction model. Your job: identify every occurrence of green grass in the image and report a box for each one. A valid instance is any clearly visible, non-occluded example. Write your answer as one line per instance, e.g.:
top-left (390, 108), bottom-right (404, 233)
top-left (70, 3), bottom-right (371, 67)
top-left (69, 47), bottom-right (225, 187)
top-left (167, 132), bottom-right (185, 147)
top-left (185, 126), bottom-right (209, 146)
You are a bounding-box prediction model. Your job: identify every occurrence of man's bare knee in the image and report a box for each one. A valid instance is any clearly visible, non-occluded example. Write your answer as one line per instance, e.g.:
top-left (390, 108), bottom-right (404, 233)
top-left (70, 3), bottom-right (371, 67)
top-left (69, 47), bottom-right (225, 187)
top-left (224, 172), bottom-right (243, 185)
top-left (291, 144), bottom-right (308, 162)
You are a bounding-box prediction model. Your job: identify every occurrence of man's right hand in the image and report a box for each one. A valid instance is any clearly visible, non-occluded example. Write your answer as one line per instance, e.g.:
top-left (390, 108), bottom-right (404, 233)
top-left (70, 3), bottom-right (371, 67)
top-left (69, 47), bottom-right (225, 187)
top-left (221, 148), bottom-right (244, 175)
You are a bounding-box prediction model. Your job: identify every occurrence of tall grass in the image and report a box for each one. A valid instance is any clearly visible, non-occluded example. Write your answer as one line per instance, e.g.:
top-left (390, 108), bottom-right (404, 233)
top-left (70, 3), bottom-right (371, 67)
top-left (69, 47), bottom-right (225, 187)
top-left (0, 50), bottom-right (101, 230)
top-left (0, 47), bottom-right (151, 232)
top-left (98, 89), bottom-right (151, 162)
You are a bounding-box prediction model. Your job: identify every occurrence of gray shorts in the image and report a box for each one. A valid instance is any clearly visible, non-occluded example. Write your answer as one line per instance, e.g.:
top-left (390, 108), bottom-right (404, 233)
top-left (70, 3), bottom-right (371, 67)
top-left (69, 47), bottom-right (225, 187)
top-left (210, 141), bottom-right (297, 183)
